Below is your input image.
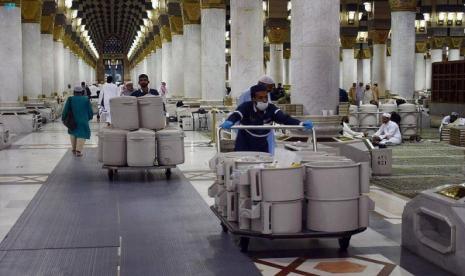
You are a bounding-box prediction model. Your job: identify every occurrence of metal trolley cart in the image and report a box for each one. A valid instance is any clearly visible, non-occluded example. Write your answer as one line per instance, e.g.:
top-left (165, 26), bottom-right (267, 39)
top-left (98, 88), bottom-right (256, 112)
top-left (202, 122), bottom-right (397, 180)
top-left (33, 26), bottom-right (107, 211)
top-left (213, 125), bottom-right (367, 252)
top-left (103, 165), bottom-right (176, 181)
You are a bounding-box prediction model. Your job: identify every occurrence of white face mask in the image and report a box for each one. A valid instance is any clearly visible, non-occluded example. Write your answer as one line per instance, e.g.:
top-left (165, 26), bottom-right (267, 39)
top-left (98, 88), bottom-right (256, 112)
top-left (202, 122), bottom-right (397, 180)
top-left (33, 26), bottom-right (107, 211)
top-left (256, 101), bottom-right (269, 111)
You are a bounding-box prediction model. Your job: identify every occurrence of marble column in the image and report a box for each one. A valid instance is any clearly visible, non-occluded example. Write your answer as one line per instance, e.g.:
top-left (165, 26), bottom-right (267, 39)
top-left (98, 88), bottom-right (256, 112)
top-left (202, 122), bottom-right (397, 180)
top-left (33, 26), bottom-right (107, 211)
top-left (449, 49), bottom-right (460, 61)
top-left (390, 1), bottom-right (416, 99)
top-left (269, 44), bottom-right (284, 85)
top-left (414, 53), bottom-right (426, 91)
top-left (23, 22), bottom-right (42, 99)
top-left (370, 30), bottom-right (389, 95)
top-left (71, 53), bottom-right (80, 86)
top-left (62, 47), bottom-right (70, 90)
top-left (356, 59), bottom-right (363, 83)
top-left (78, 58), bottom-right (86, 85)
top-left (53, 41), bottom-right (64, 94)
top-left (201, 1), bottom-right (226, 101)
top-left (425, 57), bottom-right (432, 90)
top-left (430, 49), bottom-right (443, 63)
top-left (230, 0), bottom-right (263, 98)
top-left (291, 0), bottom-right (339, 115)
top-left (0, 4), bottom-right (23, 102)
top-left (414, 42), bottom-right (427, 92)
top-left (161, 42), bottom-right (172, 89)
top-left (150, 53), bottom-right (157, 83)
top-left (183, 24), bottom-right (201, 99)
top-left (339, 60), bottom-right (343, 88)
top-left (342, 48), bottom-right (356, 90)
top-left (283, 58), bottom-right (290, 85)
top-left (41, 25), bottom-right (55, 96)
top-left (171, 34), bottom-right (185, 97)
top-left (363, 58), bottom-right (371, 85)
top-left (386, 55), bottom-right (391, 91)
top-left (155, 48), bottom-right (163, 90)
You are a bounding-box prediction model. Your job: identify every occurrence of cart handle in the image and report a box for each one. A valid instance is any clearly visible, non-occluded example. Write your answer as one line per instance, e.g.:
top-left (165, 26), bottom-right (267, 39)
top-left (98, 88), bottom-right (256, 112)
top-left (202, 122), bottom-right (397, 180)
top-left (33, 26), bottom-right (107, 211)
top-left (217, 125), bottom-right (317, 153)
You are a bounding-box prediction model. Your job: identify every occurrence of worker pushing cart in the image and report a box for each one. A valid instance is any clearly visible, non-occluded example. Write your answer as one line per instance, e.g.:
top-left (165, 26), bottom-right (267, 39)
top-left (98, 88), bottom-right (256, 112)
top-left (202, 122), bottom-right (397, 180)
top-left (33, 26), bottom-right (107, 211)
top-left (220, 84), bottom-right (313, 153)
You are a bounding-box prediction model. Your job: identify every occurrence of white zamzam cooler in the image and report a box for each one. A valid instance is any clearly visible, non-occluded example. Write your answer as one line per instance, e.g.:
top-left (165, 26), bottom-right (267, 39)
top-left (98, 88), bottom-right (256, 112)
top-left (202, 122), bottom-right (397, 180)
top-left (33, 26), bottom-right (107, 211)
top-left (156, 128), bottom-right (185, 166)
top-left (138, 96), bottom-right (166, 130)
top-left (103, 129), bottom-right (129, 166)
top-left (127, 129), bottom-right (156, 167)
top-left (110, 96), bottom-right (139, 130)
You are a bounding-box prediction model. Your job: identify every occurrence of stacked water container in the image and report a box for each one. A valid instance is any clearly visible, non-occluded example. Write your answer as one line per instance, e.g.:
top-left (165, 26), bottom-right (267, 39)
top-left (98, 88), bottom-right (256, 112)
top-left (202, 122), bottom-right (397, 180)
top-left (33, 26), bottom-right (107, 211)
top-left (208, 152), bottom-right (272, 217)
top-left (209, 152), bottom-right (372, 234)
top-left (99, 96), bottom-right (184, 167)
top-left (378, 103), bottom-right (397, 124)
top-left (398, 103), bottom-right (417, 137)
top-left (304, 159), bottom-right (371, 232)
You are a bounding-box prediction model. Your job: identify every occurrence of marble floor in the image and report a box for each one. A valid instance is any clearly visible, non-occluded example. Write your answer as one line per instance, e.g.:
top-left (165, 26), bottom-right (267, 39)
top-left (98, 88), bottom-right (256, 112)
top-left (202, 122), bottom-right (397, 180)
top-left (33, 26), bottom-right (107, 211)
top-left (0, 121), bottom-right (452, 275)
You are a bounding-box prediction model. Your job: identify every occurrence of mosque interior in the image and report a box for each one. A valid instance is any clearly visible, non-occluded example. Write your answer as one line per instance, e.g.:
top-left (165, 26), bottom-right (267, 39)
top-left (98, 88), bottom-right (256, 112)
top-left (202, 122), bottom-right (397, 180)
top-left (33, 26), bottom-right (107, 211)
top-left (0, 0), bottom-right (465, 275)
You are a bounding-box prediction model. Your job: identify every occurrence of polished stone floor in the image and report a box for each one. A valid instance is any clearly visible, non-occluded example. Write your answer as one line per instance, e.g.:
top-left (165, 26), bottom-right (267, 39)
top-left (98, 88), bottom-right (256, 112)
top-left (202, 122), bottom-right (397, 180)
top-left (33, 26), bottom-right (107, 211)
top-left (0, 121), bottom-right (453, 275)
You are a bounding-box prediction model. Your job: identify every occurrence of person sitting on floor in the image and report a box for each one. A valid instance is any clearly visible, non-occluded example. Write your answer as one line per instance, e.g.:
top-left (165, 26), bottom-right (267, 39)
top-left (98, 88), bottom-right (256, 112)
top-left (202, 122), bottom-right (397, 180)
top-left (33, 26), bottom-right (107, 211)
top-left (372, 113), bottom-right (402, 146)
top-left (341, 116), bottom-right (365, 139)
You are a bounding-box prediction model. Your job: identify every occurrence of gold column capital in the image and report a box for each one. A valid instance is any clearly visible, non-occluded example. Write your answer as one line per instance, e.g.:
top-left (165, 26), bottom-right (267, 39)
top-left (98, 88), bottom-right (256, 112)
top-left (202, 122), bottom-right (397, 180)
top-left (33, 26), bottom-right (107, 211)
top-left (154, 34), bottom-right (163, 49)
top-left (41, 14), bottom-right (54, 34)
top-left (389, 0), bottom-right (416, 12)
top-left (169, 15), bottom-right (184, 35)
top-left (53, 25), bottom-right (64, 41)
top-left (160, 25), bottom-right (172, 43)
top-left (448, 37), bottom-right (463, 49)
top-left (181, 0), bottom-right (200, 24)
top-left (430, 37), bottom-right (446, 49)
top-left (0, 0), bottom-right (20, 6)
top-left (369, 30), bottom-right (390, 44)
top-left (22, 0), bottom-right (43, 23)
top-left (266, 27), bottom-right (288, 44)
top-left (354, 48), bottom-right (372, 59)
top-left (387, 47), bottom-right (391, 56)
top-left (200, 0), bottom-right (225, 9)
top-left (340, 36), bottom-right (357, 49)
top-left (415, 41), bottom-right (427, 53)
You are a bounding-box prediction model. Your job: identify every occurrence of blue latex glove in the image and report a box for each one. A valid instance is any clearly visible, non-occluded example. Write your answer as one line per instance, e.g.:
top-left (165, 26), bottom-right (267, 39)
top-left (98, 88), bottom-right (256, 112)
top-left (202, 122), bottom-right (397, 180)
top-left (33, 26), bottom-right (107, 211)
top-left (302, 120), bottom-right (313, 130)
top-left (220, 120), bottom-right (234, 129)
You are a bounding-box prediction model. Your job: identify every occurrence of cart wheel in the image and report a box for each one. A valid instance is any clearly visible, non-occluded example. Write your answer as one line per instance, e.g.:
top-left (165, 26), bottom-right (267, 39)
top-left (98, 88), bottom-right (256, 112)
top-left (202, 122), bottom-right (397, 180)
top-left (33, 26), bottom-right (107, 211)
top-left (108, 169), bottom-right (114, 181)
top-left (220, 222), bottom-right (228, 233)
top-left (338, 236), bottom-right (351, 251)
top-left (239, 237), bottom-right (250, 253)
top-left (165, 168), bottom-right (172, 179)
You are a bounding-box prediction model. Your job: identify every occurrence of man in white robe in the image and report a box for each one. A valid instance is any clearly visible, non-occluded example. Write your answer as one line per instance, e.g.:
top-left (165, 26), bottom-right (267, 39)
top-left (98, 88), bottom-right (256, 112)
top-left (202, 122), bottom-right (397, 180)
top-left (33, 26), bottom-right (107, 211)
top-left (372, 113), bottom-right (402, 146)
top-left (98, 75), bottom-right (119, 125)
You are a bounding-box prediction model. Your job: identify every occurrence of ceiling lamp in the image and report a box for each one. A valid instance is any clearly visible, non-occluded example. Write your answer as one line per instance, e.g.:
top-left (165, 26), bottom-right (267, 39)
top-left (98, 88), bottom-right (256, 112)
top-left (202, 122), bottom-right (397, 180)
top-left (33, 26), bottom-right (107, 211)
top-left (152, 0), bottom-right (159, 9)
top-left (64, 0), bottom-right (72, 9)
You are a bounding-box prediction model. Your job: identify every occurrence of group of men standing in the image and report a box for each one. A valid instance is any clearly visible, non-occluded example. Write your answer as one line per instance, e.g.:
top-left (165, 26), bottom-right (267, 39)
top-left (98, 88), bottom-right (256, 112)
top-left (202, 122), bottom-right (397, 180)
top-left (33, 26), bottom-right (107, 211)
top-left (347, 82), bottom-right (380, 106)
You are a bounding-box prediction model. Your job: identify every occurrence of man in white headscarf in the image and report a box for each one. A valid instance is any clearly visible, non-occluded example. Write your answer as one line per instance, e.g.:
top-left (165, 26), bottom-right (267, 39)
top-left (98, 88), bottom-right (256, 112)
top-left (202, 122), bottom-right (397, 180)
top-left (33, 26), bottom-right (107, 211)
top-left (98, 75), bottom-right (119, 125)
top-left (236, 76), bottom-right (276, 154)
top-left (372, 113), bottom-right (402, 146)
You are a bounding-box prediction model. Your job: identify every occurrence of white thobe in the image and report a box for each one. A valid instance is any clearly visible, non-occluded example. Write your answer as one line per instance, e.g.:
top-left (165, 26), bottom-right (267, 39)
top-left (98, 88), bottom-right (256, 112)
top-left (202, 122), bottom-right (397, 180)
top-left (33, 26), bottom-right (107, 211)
top-left (374, 120), bottom-right (402, 145)
top-left (343, 122), bottom-right (364, 139)
top-left (99, 83), bottom-right (119, 123)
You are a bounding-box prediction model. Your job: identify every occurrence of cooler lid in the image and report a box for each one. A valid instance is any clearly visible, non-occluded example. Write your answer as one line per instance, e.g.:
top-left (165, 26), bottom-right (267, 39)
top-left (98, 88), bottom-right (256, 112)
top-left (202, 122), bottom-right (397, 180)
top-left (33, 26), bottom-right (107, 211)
top-left (110, 96), bottom-right (137, 104)
top-left (127, 128), bottom-right (156, 139)
top-left (104, 128), bottom-right (130, 138)
top-left (156, 128), bottom-right (184, 137)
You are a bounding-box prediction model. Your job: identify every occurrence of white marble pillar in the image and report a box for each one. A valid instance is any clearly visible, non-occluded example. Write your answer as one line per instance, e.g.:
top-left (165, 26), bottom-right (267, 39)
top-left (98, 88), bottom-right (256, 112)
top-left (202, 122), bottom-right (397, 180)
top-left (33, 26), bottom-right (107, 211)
top-left (183, 24), bottom-right (201, 99)
top-left (230, 0), bottom-right (263, 98)
top-left (22, 23), bottom-right (42, 99)
top-left (372, 44), bottom-right (387, 92)
top-left (414, 53), bottom-right (426, 91)
top-left (431, 49), bottom-right (442, 63)
top-left (171, 34), bottom-right (184, 97)
top-left (161, 42), bottom-right (172, 92)
top-left (53, 41), bottom-right (64, 94)
top-left (201, 7), bottom-right (226, 101)
top-left (269, 43), bottom-right (284, 84)
top-left (291, 0), bottom-right (339, 115)
top-left (149, 53), bottom-right (157, 83)
top-left (284, 58), bottom-right (290, 85)
top-left (425, 57), bottom-right (432, 90)
top-left (339, 61), bottom-right (343, 88)
top-left (155, 49), bottom-right (163, 89)
top-left (41, 34), bottom-right (54, 96)
top-left (71, 53), bottom-right (79, 86)
top-left (449, 49), bottom-right (460, 61)
top-left (342, 49), bottom-right (356, 90)
top-left (265, 61), bottom-right (270, 76)
top-left (363, 59), bottom-right (371, 85)
top-left (78, 58), bottom-right (86, 85)
top-left (386, 56), bottom-right (391, 91)
top-left (62, 48), bottom-right (70, 90)
top-left (142, 58), bottom-right (148, 75)
top-left (0, 6), bottom-right (22, 102)
top-left (390, 11), bottom-right (415, 99)
top-left (356, 59), bottom-right (363, 83)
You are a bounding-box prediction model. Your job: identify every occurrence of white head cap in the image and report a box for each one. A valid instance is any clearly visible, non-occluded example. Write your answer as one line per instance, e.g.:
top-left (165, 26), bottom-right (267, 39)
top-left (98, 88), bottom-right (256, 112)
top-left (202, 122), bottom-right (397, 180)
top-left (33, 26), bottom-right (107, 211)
top-left (258, 75), bottom-right (275, 85)
top-left (382, 113), bottom-right (391, 119)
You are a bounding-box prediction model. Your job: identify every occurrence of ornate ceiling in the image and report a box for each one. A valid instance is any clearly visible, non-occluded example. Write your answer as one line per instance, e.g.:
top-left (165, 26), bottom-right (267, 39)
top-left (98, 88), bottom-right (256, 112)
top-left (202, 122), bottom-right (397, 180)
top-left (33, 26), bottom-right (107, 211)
top-left (71, 0), bottom-right (152, 54)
